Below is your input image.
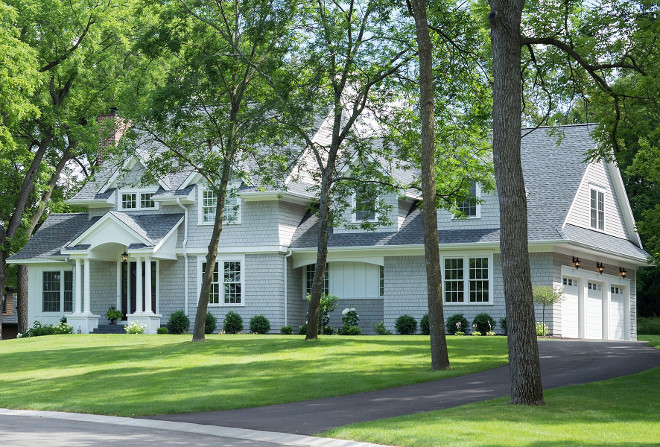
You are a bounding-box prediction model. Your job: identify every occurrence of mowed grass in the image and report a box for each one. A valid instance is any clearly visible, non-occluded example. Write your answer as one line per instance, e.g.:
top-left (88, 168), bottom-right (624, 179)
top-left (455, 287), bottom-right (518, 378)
top-left (0, 334), bottom-right (507, 416)
top-left (321, 337), bottom-right (660, 447)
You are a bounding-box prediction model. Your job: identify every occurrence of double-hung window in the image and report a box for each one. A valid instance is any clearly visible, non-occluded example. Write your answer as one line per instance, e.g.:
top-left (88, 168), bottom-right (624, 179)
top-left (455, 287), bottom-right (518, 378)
top-left (456, 182), bottom-right (480, 218)
top-left (353, 191), bottom-right (377, 222)
top-left (203, 260), bottom-right (243, 305)
top-left (200, 187), bottom-right (241, 225)
top-left (42, 270), bottom-right (73, 312)
top-left (305, 264), bottom-right (329, 296)
top-left (121, 191), bottom-right (156, 210)
top-left (443, 255), bottom-right (491, 304)
top-left (590, 188), bottom-right (605, 231)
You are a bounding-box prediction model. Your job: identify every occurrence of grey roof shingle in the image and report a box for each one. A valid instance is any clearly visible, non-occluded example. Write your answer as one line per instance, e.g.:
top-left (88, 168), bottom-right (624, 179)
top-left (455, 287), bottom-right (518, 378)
top-left (560, 224), bottom-right (649, 260)
top-left (104, 212), bottom-right (183, 245)
top-left (7, 214), bottom-right (90, 261)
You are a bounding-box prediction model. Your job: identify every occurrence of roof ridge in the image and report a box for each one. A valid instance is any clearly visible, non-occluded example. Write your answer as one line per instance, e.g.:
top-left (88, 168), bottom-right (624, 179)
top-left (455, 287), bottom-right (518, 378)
top-left (521, 123), bottom-right (597, 131)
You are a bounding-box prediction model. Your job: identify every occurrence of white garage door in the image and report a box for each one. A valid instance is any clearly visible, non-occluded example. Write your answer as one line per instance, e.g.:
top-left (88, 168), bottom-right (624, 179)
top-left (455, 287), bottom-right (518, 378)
top-left (561, 277), bottom-right (579, 338)
top-left (609, 285), bottom-right (625, 340)
top-left (585, 281), bottom-right (603, 339)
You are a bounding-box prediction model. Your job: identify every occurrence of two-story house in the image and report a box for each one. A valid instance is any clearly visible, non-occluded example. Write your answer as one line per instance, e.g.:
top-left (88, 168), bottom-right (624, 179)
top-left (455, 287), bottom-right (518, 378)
top-left (8, 123), bottom-right (649, 339)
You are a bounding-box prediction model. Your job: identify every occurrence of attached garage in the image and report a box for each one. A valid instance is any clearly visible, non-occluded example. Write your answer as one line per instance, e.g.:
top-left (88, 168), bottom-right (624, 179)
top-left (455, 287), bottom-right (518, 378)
top-left (559, 266), bottom-right (630, 341)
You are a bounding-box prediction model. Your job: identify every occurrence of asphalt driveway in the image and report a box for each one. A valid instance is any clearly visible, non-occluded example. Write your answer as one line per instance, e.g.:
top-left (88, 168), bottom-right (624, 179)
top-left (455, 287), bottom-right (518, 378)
top-left (147, 339), bottom-right (660, 435)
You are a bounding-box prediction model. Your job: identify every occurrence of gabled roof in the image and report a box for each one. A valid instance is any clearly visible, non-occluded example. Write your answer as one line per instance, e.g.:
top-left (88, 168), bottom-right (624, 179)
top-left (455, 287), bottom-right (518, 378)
top-left (7, 214), bottom-right (90, 262)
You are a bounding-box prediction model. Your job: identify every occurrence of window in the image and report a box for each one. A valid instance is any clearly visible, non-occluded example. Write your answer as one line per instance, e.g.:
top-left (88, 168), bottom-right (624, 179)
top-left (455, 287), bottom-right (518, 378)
top-left (590, 188), bottom-right (605, 231)
top-left (354, 191), bottom-right (376, 222)
top-left (611, 286), bottom-right (621, 294)
top-left (443, 256), bottom-right (491, 304)
top-left (563, 278), bottom-right (575, 287)
top-left (121, 193), bottom-right (137, 209)
top-left (457, 182), bottom-right (479, 218)
top-left (203, 260), bottom-right (242, 305)
top-left (42, 271), bottom-right (73, 312)
top-left (379, 265), bottom-right (385, 297)
top-left (588, 282), bottom-right (602, 291)
top-left (200, 188), bottom-right (241, 224)
top-left (140, 192), bottom-right (155, 209)
top-left (305, 264), bottom-right (329, 296)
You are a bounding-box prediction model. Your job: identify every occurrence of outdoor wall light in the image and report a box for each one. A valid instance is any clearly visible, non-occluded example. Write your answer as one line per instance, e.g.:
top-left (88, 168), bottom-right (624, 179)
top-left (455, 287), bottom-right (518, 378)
top-left (121, 251), bottom-right (128, 263)
top-left (619, 267), bottom-right (627, 278)
top-left (572, 256), bottom-right (581, 269)
top-left (597, 262), bottom-right (604, 274)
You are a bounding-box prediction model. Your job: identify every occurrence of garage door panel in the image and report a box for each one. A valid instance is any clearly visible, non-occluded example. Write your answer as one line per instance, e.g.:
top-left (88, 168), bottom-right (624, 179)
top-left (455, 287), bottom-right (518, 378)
top-left (561, 277), bottom-right (579, 338)
top-left (586, 282), bottom-right (603, 339)
top-left (609, 286), bottom-right (625, 340)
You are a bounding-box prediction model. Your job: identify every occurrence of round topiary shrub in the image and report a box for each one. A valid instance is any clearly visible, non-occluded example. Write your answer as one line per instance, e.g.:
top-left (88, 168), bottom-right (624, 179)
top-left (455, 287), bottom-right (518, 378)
top-left (280, 326), bottom-right (293, 335)
top-left (205, 312), bottom-right (217, 334)
top-left (298, 323), bottom-right (307, 335)
top-left (395, 314), bottom-right (417, 335)
top-left (420, 313), bottom-right (430, 335)
top-left (447, 314), bottom-right (469, 335)
top-left (157, 327), bottom-right (169, 334)
top-left (167, 310), bottom-right (190, 334)
top-left (472, 313), bottom-right (496, 335)
top-left (338, 325), bottom-right (361, 335)
top-left (223, 311), bottom-right (243, 334)
top-left (249, 315), bottom-right (271, 334)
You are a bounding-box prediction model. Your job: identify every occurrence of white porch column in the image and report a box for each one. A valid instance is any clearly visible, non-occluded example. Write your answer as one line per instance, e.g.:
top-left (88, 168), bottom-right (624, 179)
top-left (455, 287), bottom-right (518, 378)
top-left (135, 258), bottom-right (143, 314)
top-left (144, 257), bottom-right (153, 314)
top-left (83, 258), bottom-right (91, 315)
top-left (74, 258), bottom-right (82, 314)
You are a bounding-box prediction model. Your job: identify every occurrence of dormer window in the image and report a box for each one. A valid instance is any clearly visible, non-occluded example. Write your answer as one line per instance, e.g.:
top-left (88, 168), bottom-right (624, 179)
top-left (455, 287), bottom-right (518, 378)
top-left (590, 187), bottom-right (604, 231)
top-left (120, 191), bottom-right (157, 211)
top-left (199, 186), bottom-right (241, 225)
top-left (455, 182), bottom-right (480, 218)
top-left (353, 191), bottom-right (377, 222)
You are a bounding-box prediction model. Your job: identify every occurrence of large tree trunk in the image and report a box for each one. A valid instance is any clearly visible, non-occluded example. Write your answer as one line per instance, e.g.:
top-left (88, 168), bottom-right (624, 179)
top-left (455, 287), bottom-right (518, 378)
top-left (410, 0), bottom-right (450, 370)
top-left (17, 265), bottom-right (28, 332)
top-left (488, 0), bottom-right (544, 405)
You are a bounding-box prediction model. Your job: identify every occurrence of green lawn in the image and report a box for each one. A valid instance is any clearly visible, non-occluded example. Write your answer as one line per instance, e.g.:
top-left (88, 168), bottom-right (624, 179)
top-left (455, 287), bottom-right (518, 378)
top-left (0, 334), bottom-right (507, 416)
top-left (321, 337), bottom-right (660, 447)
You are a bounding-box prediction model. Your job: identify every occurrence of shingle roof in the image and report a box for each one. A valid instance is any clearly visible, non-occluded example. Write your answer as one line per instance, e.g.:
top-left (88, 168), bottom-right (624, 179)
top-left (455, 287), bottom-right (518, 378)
top-left (560, 224), bottom-right (649, 260)
top-left (7, 214), bottom-right (90, 261)
top-left (105, 212), bottom-right (183, 245)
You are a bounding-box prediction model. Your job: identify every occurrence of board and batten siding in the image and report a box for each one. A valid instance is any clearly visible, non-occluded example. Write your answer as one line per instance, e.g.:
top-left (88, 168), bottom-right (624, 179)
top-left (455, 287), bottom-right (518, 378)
top-left (564, 161), bottom-right (630, 239)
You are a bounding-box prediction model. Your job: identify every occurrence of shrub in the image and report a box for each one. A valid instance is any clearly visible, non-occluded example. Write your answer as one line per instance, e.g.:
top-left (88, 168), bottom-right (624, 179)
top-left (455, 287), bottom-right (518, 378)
top-left (223, 311), bottom-right (243, 334)
top-left (167, 310), bottom-right (190, 334)
top-left (125, 322), bottom-right (145, 334)
top-left (20, 321), bottom-right (73, 337)
top-left (454, 331), bottom-right (466, 336)
top-left (338, 325), bottom-right (361, 335)
top-left (486, 331), bottom-right (496, 336)
top-left (298, 323), bottom-right (307, 335)
top-left (395, 314), bottom-right (417, 335)
top-left (205, 312), bottom-right (217, 334)
top-left (305, 293), bottom-right (339, 332)
top-left (447, 314), bottom-right (469, 335)
top-left (420, 313), bottom-right (430, 335)
top-left (500, 317), bottom-right (507, 335)
top-left (472, 313), bottom-right (496, 335)
top-left (280, 326), bottom-right (293, 335)
top-left (638, 317), bottom-right (660, 335)
top-left (157, 327), bottom-right (169, 334)
top-left (322, 325), bottom-right (335, 335)
top-left (471, 330), bottom-right (482, 336)
top-left (373, 321), bottom-right (392, 335)
top-left (106, 306), bottom-right (123, 322)
top-left (536, 322), bottom-right (549, 336)
top-left (250, 315), bottom-right (271, 334)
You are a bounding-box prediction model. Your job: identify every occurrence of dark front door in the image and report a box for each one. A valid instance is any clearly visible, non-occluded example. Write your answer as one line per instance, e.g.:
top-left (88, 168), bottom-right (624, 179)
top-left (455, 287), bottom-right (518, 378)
top-left (121, 261), bottom-right (157, 317)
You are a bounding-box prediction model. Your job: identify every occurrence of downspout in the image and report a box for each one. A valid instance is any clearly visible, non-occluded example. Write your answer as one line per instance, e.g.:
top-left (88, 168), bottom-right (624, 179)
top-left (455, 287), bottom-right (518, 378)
top-left (176, 198), bottom-right (190, 316)
top-left (284, 250), bottom-right (293, 327)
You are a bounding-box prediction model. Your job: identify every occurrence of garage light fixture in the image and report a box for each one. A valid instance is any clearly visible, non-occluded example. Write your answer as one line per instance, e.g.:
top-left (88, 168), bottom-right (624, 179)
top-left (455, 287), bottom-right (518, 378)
top-left (572, 257), bottom-right (581, 269)
top-left (619, 267), bottom-right (627, 278)
top-left (596, 262), bottom-right (604, 274)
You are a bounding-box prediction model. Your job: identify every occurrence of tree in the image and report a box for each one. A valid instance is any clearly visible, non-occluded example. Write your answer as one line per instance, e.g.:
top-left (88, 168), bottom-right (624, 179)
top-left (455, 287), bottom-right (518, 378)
top-left (532, 285), bottom-right (564, 336)
top-left (125, 0), bottom-right (297, 341)
top-left (1, 0), bottom-right (145, 336)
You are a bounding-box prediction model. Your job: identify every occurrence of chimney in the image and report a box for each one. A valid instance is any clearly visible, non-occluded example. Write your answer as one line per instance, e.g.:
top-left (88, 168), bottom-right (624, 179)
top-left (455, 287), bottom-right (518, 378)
top-left (96, 107), bottom-right (127, 166)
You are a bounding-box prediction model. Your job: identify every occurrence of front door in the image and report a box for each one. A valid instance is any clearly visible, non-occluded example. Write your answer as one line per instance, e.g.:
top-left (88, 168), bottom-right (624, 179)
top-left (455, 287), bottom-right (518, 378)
top-left (121, 261), bottom-right (157, 318)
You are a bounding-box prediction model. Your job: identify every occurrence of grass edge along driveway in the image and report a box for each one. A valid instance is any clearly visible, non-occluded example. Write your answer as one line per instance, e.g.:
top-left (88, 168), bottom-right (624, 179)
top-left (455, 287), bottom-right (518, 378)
top-left (321, 335), bottom-right (660, 447)
top-left (0, 334), bottom-right (507, 416)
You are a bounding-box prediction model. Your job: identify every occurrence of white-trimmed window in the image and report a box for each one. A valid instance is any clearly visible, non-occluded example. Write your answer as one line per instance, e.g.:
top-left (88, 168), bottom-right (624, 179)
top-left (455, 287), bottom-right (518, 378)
top-left (590, 187), bottom-right (605, 231)
top-left (304, 264), bottom-right (329, 296)
top-left (443, 255), bottom-right (492, 304)
top-left (42, 270), bottom-right (73, 312)
top-left (456, 182), bottom-right (481, 218)
top-left (120, 191), bottom-right (157, 210)
top-left (202, 259), bottom-right (243, 305)
top-left (352, 191), bottom-right (377, 222)
top-left (199, 187), bottom-right (241, 225)
top-left (379, 265), bottom-right (385, 297)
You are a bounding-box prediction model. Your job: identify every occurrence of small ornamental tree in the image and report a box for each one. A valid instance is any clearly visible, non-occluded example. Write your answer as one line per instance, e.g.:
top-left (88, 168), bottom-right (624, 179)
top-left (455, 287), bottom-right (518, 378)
top-left (532, 285), bottom-right (564, 336)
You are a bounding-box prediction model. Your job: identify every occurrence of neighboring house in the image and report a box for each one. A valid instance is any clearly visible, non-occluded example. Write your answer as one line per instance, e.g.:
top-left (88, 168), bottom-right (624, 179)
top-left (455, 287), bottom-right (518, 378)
top-left (2, 289), bottom-right (19, 339)
top-left (7, 123), bottom-right (649, 339)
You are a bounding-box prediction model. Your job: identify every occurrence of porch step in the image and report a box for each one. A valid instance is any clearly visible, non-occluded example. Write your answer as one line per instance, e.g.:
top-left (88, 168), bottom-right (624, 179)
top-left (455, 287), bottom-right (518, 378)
top-left (93, 324), bottom-right (126, 334)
